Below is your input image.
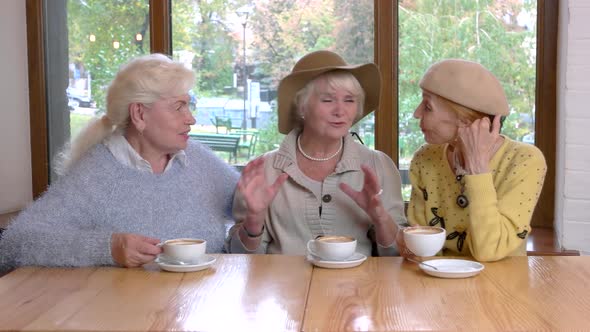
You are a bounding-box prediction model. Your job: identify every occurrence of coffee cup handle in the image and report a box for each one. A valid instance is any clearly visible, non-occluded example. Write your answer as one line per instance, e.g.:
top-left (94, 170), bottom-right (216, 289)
top-left (307, 240), bottom-right (317, 256)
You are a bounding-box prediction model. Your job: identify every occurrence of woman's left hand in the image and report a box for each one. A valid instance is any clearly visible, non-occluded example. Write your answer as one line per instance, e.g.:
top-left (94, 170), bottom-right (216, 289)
top-left (339, 164), bottom-right (388, 226)
top-left (457, 115), bottom-right (502, 174)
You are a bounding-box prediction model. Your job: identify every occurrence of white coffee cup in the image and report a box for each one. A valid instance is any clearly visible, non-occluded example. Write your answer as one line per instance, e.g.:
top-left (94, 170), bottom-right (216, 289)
top-left (307, 235), bottom-right (356, 261)
top-left (403, 226), bottom-right (446, 257)
top-left (161, 238), bottom-right (206, 263)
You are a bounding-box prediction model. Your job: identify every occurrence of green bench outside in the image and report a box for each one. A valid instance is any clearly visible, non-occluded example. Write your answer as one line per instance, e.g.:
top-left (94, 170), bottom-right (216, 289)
top-left (210, 116), bottom-right (241, 134)
top-left (190, 133), bottom-right (241, 163)
top-left (232, 130), bottom-right (259, 160)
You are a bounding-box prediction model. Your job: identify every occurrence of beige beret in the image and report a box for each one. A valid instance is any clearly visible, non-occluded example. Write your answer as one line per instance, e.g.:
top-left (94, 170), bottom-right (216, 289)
top-left (419, 59), bottom-right (509, 116)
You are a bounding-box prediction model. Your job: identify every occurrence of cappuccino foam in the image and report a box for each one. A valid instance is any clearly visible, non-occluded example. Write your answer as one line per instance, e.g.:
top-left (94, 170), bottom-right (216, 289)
top-left (317, 236), bottom-right (355, 243)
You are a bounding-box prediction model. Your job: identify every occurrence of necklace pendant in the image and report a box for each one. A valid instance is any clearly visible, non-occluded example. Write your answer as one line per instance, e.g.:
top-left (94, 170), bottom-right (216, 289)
top-left (456, 194), bottom-right (469, 208)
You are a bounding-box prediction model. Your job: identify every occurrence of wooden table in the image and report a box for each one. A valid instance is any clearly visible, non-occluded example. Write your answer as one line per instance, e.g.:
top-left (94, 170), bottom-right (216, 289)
top-left (303, 256), bottom-right (590, 331)
top-left (0, 254), bottom-right (312, 331)
top-left (1, 255), bottom-right (590, 331)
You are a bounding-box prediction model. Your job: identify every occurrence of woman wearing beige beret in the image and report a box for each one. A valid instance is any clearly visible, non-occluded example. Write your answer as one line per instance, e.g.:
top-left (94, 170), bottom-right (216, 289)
top-left (405, 59), bottom-right (547, 262)
top-left (226, 50), bottom-right (407, 257)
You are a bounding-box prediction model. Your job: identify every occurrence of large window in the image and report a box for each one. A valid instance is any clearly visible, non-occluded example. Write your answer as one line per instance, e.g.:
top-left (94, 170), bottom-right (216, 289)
top-left (27, 0), bottom-right (556, 227)
top-left (171, 0), bottom-right (376, 164)
top-left (398, 0), bottom-right (538, 199)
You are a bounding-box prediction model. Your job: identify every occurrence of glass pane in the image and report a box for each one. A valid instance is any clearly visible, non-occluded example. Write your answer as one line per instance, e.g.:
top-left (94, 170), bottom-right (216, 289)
top-left (45, 0), bottom-right (150, 181)
top-left (172, 0), bottom-right (375, 165)
top-left (398, 0), bottom-right (538, 200)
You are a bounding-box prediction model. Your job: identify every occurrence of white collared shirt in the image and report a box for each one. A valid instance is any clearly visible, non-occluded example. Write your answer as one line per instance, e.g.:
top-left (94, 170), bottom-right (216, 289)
top-left (104, 134), bottom-right (187, 173)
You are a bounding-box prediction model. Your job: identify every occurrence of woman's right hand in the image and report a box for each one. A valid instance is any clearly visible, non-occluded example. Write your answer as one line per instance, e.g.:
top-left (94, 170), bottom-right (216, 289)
top-left (238, 157), bottom-right (288, 233)
top-left (395, 229), bottom-right (416, 259)
top-left (111, 233), bottom-right (162, 267)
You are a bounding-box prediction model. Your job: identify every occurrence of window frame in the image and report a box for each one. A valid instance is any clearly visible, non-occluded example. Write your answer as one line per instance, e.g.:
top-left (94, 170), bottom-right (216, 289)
top-left (25, 0), bottom-right (556, 227)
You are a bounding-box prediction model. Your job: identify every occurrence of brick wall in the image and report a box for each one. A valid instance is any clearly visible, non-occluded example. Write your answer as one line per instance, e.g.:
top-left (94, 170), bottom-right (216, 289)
top-left (559, 0), bottom-right (590, 254)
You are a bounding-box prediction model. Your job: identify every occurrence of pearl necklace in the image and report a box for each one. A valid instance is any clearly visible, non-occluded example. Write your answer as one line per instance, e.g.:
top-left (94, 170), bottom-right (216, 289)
top-left (297, 135), bottom-right (343, 162)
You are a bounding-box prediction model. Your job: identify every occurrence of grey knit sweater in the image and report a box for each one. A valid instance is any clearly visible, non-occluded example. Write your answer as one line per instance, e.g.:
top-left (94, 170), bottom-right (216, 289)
top-left (0, 141), bottom-right (239, 273)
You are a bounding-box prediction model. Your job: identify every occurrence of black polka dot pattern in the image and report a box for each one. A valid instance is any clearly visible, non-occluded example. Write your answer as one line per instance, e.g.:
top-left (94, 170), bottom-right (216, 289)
top-left (407, 138), bottom-right (547, 258)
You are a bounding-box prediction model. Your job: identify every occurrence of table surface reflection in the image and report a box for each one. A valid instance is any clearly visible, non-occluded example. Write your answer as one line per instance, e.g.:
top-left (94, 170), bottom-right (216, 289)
top-left (303, 256), bottom-right (590, 331)
top-left (0, 254), bottom-right (311, 332)
top-left (1, 255), bottom-right (590, 331)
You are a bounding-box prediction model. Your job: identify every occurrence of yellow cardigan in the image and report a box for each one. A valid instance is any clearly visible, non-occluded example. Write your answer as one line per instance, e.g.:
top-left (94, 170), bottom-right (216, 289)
top-left (408, 136), bottom-right (546, 261)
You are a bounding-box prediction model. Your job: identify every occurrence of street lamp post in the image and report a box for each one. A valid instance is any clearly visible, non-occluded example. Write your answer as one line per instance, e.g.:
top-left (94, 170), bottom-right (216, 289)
top-left (241, 21), bottom-right (247, 130)
top-left (236, 5), bottom-right (253, 131)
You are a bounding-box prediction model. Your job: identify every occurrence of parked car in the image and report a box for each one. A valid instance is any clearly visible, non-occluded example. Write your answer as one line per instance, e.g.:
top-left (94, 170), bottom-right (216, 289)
top-left (66, 87), bottom-right (95, 108)
top-left (67, 98), bottom-right (79, 111)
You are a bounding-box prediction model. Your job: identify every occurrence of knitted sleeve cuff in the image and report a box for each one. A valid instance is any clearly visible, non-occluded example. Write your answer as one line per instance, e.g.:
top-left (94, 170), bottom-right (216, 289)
top-left (464, 172), bottom-right (497, 211)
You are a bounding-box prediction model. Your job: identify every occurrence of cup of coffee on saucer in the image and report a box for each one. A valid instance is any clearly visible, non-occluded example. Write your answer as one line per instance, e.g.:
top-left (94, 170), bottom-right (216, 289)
top-left (307, 235), bottom-right (356, 261)
top-left (403, 226), bottom-right (446, 257)
top-left (161, 238), bottom-right (206, 264)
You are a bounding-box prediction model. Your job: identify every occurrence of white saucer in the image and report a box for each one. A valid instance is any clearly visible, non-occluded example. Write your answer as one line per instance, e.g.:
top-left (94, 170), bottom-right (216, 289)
top-left (156, 255), bottom-right (216, 272)
top-left (419, 259), bottom-right (484, 278)
top-left (307, 252), bottom-right (367, 269)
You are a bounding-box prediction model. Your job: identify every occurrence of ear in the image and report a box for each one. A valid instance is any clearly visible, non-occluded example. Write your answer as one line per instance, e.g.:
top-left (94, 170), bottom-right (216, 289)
top-left (128, 103), bottom-right (146, 132)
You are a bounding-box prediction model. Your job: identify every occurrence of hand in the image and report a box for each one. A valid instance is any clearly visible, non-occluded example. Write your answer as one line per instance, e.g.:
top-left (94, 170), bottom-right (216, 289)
top-left (395, 229), bottom-right (416, 259)
top-left (456, 115), bottom-right (502, 174)
top-left (238, 157), bottom-right (288, 234)
top-left (339, 164), bottom-right (388, 226)
top-left (111, 233), bottom-right (162, 268)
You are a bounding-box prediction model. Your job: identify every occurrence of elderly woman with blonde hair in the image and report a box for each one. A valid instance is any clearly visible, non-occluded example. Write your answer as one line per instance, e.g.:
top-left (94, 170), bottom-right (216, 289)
top-left (0, 54), bottom-right (238, 273)
top-left (226, 50), bottom-right (407, 258)
top-left (404, 59), bottom-right (547, 262)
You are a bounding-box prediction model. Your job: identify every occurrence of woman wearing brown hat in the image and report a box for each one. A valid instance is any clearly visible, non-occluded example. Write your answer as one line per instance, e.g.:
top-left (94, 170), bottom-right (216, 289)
top-left (406, 59), bottom-right (547, 262)
top-left (225, 50), bottom-right (407, 257)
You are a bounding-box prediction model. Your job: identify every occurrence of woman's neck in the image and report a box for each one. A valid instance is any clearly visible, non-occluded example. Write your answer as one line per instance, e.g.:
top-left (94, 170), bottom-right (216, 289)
top-left (125, 131), bottom-right (170, 174)
top-left (298, 131), bottom-right (343, 159)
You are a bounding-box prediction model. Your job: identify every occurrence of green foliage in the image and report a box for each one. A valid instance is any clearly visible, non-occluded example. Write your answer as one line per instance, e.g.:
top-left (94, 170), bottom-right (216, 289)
top-left (67, 0), bottom-right (149, 111)
top-left (255, 103), bottom-right (284, 154)
top-left (172, 0), bottom-right (243, 96)
top-left (249, 0), bottom-right (337, 86)
top-left (66, 0), bottom-right (538, 164)
top-left (398, 0), bottom-right (537, 160)
top-left (69, 112), bottom-right (94, 139)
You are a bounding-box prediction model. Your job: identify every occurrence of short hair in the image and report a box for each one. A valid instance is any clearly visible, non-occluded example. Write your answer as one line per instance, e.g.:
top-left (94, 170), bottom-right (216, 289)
top-left (55, 53), bottom-right (194, 175)
top-left (292, 70), bottom-right (365, 130)
top-left (437, 94), bottom-right (505, 131)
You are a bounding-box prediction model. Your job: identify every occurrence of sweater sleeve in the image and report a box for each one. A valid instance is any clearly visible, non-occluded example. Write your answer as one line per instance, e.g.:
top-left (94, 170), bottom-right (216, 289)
top-left (225, 188), bottom-right (269, 254)
top-left (407, 146), bottom-right (428, 227)
top-left (373, 151), bottom-right (406, 256)
top-left (464, 145), bottom-right (547, 261)
top-left (0, 170), bottom-right (114, 272)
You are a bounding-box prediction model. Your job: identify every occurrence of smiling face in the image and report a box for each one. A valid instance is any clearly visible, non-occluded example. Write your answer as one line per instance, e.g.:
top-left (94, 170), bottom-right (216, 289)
top-left (300, 75), bottom-right (360, 141)
top-left (413, 90), bottom-right (461, 145)
top-left (141, 93), bottom-right (196, 155)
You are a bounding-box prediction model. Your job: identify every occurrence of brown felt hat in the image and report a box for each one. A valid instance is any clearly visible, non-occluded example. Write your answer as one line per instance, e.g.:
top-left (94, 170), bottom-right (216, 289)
top-left (419, 59), bottom-right (509, 116)
top-left (277, 50), bottom-right (381, 134)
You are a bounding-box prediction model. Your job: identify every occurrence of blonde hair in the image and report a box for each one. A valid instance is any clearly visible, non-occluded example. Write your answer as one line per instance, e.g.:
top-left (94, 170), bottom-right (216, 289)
top-left (292, 70), bottom-right (365, 130)
top-left (437, 94), bottom-right (489, 123)
top-left (55, 53), bottom-right (194, 175)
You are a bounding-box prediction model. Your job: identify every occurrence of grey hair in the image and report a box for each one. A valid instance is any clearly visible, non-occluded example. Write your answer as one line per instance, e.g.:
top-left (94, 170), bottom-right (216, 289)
top-left (292, 70), bottom-right (365, 130)
top-left (54, 53), bottom-right (194, 175)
